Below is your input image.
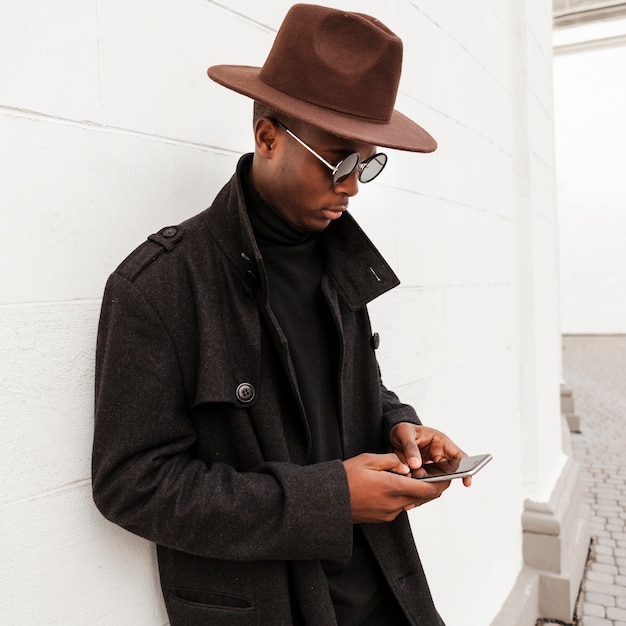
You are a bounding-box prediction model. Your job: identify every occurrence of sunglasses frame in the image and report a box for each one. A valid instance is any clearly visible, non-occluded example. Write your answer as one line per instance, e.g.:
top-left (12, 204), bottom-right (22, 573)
top-left (274, 120), bottom-right (387, 185)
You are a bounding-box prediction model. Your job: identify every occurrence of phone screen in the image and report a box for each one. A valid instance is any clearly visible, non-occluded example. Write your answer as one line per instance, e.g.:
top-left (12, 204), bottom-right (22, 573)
top-left (418, 454), bottom-right (492, 481)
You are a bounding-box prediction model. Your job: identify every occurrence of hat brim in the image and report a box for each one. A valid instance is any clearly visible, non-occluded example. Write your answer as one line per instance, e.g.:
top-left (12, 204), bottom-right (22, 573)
top-left (208, 65), bottom-right (437, 153)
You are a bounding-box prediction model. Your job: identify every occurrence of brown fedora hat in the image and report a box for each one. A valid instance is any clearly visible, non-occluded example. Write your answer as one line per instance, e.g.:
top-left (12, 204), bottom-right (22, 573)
top-left (207, 4), bottom-right (436, 152)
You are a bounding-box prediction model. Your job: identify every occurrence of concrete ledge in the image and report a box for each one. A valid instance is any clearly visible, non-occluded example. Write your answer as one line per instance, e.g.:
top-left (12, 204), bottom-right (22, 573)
top-left (561, 383), bottom-right (580, 433)
top-left (522, 457), bottom-right (583, 541)
top-left (491, 457), bottom-right (590, 625)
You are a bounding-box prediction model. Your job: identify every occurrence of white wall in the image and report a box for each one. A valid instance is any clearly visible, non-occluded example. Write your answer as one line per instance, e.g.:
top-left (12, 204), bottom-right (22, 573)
top-left (553, 21), bottom-right (626, 334)
top-left (365, 1), bottom-right (564, 622)
top-left (0, 1), bottom-right (563, 625)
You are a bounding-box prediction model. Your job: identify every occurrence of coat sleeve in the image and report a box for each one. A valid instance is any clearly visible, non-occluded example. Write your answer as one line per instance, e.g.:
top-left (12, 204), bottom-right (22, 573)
top-left (379, 369), bottom-right (422, 436)
top-left (92, 272), bottom-right (352, 563)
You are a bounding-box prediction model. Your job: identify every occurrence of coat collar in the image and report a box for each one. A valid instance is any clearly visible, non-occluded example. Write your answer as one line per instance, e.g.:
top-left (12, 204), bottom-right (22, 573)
top-left (202, 154), bottom-right (400, 311)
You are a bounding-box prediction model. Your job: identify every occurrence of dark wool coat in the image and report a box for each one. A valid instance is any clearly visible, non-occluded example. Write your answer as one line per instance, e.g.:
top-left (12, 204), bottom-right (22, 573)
top-left (92, 155), bottom-right (445, 626)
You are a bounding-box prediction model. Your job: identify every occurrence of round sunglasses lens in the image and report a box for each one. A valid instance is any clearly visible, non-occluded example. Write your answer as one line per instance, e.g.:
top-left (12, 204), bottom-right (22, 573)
top-left (333, 152), bottom-right (360, 184)
top-left (359, 153), bottom-right (388, 183)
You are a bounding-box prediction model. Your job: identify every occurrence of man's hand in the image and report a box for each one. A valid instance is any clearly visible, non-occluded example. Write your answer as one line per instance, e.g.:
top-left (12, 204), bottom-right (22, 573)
top-left (389, 423), bottom-right (472, 487)
top-left (342, 452), bottom-right (451, 524)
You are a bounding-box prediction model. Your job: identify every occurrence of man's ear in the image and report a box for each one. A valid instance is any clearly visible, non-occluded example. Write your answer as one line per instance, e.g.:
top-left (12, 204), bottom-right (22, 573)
top-left (254, 118), bottom-right (278, 158)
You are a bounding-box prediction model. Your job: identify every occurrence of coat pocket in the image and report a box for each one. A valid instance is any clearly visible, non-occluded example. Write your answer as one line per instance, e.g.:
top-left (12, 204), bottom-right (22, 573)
top-left (170, 587), bottom-right (254, 610)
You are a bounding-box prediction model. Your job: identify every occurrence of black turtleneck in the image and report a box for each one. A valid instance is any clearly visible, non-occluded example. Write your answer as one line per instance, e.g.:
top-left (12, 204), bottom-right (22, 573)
top-left (243, 177), bottom-right (342, 464)
top-left (243, 172), bottom-right (409, 626)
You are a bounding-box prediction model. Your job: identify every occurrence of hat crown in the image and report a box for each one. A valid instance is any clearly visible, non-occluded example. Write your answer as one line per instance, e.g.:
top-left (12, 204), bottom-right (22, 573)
top-left (207, 4), bottom-right (437, 152)
top-left (258, 5), bottom-right (402, 122)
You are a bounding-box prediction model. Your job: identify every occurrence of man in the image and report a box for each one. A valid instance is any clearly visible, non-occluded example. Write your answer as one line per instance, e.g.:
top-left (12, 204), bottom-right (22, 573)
top-left (92, 4), bottom-right (471, 625)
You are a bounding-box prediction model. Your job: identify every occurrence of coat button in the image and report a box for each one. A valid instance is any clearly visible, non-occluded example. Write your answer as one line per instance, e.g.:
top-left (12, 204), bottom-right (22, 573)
top-left (371, 332), bottom-right (380, 349)
top-left (162, 226), bottom-right (178, 238)
top-left (236, 382), bottom-right (256, 403)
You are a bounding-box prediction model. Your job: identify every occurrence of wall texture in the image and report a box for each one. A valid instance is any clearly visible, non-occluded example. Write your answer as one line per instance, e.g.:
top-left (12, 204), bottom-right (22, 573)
top-left (1, 1), bottom-right (563, 625)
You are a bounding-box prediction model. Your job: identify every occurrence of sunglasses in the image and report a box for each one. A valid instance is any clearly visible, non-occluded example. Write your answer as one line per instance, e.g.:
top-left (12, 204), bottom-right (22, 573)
top-left (274, 121), bottom-right (388, 185)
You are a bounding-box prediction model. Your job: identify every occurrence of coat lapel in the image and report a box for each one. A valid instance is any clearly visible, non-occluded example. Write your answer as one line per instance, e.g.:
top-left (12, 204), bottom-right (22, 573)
top-left (322, 211), bottom-right (400, 312)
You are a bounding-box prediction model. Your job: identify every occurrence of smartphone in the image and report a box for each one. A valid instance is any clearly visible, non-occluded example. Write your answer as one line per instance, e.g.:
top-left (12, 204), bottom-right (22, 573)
top-left (415, 453), bottom-right (492, 482)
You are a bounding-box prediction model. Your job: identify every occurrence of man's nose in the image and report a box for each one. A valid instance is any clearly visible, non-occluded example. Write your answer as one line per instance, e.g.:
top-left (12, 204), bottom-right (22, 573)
top-left (334, 170), bottom-right (359, 197)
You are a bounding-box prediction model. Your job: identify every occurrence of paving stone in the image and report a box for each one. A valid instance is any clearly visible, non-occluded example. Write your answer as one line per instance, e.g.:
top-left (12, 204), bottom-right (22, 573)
top-left (583, 616), bottom-right (613, 625)
top-left (587, 570), bottom-right (616, 585)
top-left (584, 602), bottom-right (606, 617)
top-left (607, 606), bottom-right (626, 621)
top-left (585, 580), bottom-right (626, 597)
top-left (597, 537), bottom-right (618, 548)
top-left (595, 554), bottom-right (617, 565)
top-left (591, 562), bottom-right (620, 576)
top-left (585, 591), bottom-right (616, 607)
top-left (595, 544), bottom-right (615, 556)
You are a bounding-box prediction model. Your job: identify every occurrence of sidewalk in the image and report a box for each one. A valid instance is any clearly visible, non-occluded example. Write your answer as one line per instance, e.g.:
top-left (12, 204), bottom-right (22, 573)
top-left (562, 335), bottom-right (626, 626)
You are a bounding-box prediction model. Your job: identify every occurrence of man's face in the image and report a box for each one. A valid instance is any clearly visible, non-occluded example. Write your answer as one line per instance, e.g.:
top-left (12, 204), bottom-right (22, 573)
top-left (262, 122), bottom-right (377, 232)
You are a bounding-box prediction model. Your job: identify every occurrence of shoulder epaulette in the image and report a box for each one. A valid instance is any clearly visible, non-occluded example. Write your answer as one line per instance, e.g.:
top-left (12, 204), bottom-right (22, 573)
top-left (116, 225), bottom-right (183, 281)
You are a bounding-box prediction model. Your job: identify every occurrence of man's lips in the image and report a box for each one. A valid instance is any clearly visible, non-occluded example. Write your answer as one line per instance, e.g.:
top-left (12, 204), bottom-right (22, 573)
top-left (323, 205), bottom-right (348, 219)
